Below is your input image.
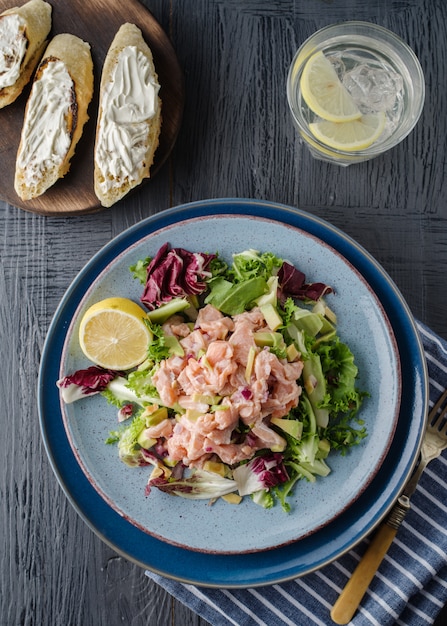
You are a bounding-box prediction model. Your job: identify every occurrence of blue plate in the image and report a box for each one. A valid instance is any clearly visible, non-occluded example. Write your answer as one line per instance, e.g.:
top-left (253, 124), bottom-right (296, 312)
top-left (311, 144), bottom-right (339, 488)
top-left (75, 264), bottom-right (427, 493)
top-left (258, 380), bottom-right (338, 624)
top-left (38, 199), bottom-right (427, 585)
top-left (59, 211), bottom-right (400, 553)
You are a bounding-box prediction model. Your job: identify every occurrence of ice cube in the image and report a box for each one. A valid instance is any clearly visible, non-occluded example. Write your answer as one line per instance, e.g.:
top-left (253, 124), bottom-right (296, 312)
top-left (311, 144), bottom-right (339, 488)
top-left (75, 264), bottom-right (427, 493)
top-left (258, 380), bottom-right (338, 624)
top-left (342, 65), bottom-right (403, 113)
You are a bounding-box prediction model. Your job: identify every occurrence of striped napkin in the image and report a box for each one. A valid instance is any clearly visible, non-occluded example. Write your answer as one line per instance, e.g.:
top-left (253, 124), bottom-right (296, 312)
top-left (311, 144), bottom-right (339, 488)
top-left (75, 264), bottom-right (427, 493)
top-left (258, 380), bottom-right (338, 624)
top-left (146, 322), bottom-right (447, 625)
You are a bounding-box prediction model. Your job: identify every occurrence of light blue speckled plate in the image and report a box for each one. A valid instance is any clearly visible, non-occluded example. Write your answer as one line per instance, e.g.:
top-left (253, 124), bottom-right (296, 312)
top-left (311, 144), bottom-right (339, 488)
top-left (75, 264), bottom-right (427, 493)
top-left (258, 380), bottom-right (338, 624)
top-left (58, 207), bottom-right (399, 554)
top-left (39, 200), bottom-right (427, 584)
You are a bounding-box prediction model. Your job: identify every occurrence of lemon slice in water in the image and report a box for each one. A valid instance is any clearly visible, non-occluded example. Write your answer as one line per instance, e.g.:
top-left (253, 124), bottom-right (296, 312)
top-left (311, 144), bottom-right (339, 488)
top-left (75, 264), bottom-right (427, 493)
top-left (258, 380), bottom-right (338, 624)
top-left (309, 112), bottom-right (386, 152)
top-left (79, 297), bottom-right (151, 370)
top-left (300, 51), bottom-right (361, 122)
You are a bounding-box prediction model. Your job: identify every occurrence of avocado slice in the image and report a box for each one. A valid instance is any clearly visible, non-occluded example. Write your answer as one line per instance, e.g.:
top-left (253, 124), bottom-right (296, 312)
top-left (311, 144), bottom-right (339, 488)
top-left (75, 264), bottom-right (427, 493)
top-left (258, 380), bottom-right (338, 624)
top-left (164, 334), bottom-right (185, 356)
top-left (254, 331), bottom-right (283, 348)
top-left (260, 303), bottom-right (283, 331)
top-left (146, 298), bottom-right (190, 324)
top-left (270, 417), bottom-right (303, 440)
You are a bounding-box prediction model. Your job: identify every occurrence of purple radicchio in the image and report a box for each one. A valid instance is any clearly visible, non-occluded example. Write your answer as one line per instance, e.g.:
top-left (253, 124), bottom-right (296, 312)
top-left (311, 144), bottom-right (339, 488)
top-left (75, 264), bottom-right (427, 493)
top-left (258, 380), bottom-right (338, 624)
top-left (118, 403), bottom-right (134, 422)
top-left (141, 243), bottom-right (216, 310)
top-left (146, 467), bottom-right (238, 499)
top-left (278, 261), bottom-right (333, 302)
top-left (57, 366), bottom-right (121, 403)
top-left (232, 453), bottom-right (289, 496)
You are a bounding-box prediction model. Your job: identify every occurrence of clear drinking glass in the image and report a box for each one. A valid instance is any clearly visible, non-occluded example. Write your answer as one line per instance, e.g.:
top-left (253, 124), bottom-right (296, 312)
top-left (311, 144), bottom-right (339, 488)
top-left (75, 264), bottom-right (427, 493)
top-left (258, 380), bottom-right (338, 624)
top-left (287, 21), bottom-right (425, 165)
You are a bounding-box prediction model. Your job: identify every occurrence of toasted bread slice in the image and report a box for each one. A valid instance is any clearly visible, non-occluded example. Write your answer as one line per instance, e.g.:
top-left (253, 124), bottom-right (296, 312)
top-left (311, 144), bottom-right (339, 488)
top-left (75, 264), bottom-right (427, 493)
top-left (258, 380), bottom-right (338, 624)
top-left (14, 34), bottom-right (94, 201)
top-left (0, 0), bottom-right (52, 108)
top-left (94, 23), bottom-right (162, 207)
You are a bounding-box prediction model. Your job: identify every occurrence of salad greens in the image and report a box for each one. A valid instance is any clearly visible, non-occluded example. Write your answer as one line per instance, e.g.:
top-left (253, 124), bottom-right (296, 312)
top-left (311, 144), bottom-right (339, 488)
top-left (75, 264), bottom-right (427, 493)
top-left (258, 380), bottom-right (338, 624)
top-left (58, 245), bottom-right (368, 513)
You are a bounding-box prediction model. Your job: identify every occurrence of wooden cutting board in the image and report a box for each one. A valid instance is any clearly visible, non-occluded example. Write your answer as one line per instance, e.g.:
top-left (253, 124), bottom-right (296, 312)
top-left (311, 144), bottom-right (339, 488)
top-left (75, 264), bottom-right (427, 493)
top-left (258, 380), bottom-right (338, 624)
top-left (0, 0), bottom-right (184, 215)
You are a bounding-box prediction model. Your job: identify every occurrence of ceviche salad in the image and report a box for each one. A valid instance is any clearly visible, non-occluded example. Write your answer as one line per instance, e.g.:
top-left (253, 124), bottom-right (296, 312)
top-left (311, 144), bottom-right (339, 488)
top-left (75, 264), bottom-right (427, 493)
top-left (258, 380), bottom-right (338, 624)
top-left (58, 244), bottom-right (368, 512)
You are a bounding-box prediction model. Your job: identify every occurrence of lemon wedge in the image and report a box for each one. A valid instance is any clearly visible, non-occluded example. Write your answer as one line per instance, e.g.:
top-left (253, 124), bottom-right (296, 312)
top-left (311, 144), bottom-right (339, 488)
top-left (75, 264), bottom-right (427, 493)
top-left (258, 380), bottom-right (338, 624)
top-left (309, 112), bottom-right (386, 152)
top-left (79, 297), bottom-right (151, 370)
top-left (300, 51), bottom-right (361, 122)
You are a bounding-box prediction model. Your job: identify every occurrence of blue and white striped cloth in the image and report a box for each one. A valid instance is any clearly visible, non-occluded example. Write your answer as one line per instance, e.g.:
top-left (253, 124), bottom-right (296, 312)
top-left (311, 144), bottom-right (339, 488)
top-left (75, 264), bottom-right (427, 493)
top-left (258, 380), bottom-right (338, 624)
top-left (146, 322), bottom-right (447, 625)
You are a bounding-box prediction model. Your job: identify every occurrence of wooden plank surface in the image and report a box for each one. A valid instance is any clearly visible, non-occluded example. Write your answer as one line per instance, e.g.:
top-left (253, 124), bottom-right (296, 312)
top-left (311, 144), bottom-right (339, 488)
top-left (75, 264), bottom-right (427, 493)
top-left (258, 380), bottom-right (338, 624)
top-left (1, 1), bottom-right (447, 625)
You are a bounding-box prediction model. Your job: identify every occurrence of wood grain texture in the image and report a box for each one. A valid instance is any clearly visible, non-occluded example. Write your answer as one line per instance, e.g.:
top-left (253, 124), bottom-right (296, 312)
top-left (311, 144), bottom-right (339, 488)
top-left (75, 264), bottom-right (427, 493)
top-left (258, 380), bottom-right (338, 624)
top-left (1, 1), bottom-right (447, 625)
top-left (0, 0), bottom-right (184, 215)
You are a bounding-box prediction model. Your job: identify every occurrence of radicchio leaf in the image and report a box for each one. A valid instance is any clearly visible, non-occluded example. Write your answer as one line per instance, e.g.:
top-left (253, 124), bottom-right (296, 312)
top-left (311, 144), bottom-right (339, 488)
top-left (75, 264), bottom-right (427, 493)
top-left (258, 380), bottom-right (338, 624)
top-left (233, 452), bottom-right (289, 496)
top-left (278, 262), bottom-right (333, 302)
top-left (118, 403), bottom-right (134, 422)
top-left (57, 366), bottom-right (121, 403)
top-left (146, 468), bottom-right (238, 499)
top-left (141, 243), bottom-right (216, 310)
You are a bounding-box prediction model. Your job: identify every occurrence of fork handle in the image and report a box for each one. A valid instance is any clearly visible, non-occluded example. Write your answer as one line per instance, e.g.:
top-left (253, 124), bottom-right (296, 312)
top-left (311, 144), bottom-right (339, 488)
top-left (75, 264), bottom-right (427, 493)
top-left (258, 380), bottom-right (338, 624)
top-left (330, 523), bottom-right (397, 624)
top-left (330, 496), bottom-right (411, 625)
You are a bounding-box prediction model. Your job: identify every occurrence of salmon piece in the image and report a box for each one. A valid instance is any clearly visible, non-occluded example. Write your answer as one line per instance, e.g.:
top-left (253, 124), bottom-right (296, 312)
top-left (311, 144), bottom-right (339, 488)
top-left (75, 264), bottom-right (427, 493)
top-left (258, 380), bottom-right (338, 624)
top-left (211, 401), bottom-right (239, 430)
top-left (196, 304), bottom-right (235, 340)
top-left (215, 364), bottom-right (248, 397)
top-left (166, 422), bottom-right (191, 463)
top-left (177, 358), bottom-right (211, 395)
top-left (196, 303), bottom-right (222, 324)
top-left (254, 349), bottom-right (302, 418)
top-left (205, 441), bottom-right (255, 465)
top-left (205, 339), bottom-right (234, 366)
top-left (177, 395), bottom-right (210, 413)
top-left (167, 417), bottom-right (212, 465)
top-left (228, 382), bottom-right (263, 424)
top-left (180, 329), bottom-right (208, 357)
top-left (166, 402), bottom-right (241, 466)
top-left (177, 342), bottom-right (238, 396)
top-left (166, 355), bottom-right (187, 376)
top-left (251, 421), bottom-right (286, 451)
top-left (205, 428), bottom-right (233, 446)
top-left (170, 322), bottom-right (191, 338)
top-left (167, 411), bottom-right (285, 467)
top-left (205, 341), bottom-right (239, 389)
top-left (151, 361), bottom-right (180, 407)
top-left (229, 319), bottom-right (258, 366)
top-left (229, 307), bottom-right (267, 366)
top-left (185, 403), bottom-right (238, 438)
top-left (143, 418), bottom-right (175, 439)
top-left (162, 314), bottom-right (192, 339)
top-left (162, 315), bottom-right (188, 336)
top-left (205, 424), bottom-right (286, 465)
top-left (233, 307), bottom-right (266, 329)
top-left (283, 360), bottom-right (304, 380)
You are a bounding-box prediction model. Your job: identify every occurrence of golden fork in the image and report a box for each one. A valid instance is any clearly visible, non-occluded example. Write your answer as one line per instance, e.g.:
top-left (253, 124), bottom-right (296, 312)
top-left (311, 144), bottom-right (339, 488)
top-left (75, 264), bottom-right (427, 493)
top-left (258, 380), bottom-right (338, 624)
top-left (331, 388), bottom-right (447, 625)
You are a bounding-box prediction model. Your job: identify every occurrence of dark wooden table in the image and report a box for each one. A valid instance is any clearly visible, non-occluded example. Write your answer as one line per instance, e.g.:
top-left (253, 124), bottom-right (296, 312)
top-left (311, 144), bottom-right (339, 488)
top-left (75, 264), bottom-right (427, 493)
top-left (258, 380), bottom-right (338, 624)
top-left (1, 1), bottom-right (446, 624)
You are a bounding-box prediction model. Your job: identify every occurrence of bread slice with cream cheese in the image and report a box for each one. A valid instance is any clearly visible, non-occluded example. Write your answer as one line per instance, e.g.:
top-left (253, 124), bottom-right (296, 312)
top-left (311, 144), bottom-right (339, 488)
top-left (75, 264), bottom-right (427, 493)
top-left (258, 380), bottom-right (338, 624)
top-left (0, 0), bottom-right (52, 109)
top-left (14, 33), bottom-right (94, 201)
top-left (94, 23), bottom-right (162, 207)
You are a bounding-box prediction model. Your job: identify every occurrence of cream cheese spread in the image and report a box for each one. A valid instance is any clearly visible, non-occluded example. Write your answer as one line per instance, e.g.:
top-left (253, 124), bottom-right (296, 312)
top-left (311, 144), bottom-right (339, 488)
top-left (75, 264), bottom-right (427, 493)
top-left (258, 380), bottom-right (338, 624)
top-left (0, 14), bottom-right (27, 89)
top-left (17, 59), bottom-right (74, 189)
top-left (95, 45), bottom-right (160, 192)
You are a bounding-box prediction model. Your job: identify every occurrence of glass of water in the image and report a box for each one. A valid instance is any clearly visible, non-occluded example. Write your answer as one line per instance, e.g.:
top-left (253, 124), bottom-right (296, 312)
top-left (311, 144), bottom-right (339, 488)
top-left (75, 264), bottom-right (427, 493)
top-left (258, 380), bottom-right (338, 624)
top-left (287, 21), bottom-right (425, 165)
